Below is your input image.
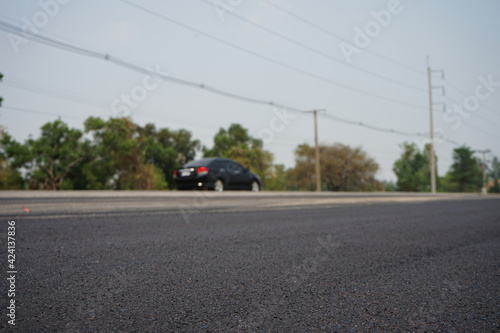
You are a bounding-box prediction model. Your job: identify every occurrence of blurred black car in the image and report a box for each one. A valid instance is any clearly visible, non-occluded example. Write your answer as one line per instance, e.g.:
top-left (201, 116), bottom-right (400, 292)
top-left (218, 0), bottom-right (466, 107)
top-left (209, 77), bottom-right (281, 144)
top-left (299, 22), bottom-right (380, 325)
top-left (173, 158), bottom-right (261, 192)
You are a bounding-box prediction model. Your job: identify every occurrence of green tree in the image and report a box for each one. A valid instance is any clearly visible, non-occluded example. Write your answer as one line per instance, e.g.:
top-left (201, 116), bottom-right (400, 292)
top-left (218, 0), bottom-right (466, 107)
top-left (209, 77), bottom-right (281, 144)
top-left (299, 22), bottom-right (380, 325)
top-left (204, 123), bottom-right (274, 187)
top-left (488, 157), bottom-right (500, 193)
top-left (137, 124), bottom-right (200, 188)
top-left (10, 120), bottom-right (90, 190)
top-left (288, 143), bottom-right (381, 191)
top-left (393, 142), bottom-right (435, 192)
top-left (449, 146), bottom-right (482, 192)
top-left (84, 117), bottom-right (199, 190)
top-left (383, 180), bottom-right (396, 192)
top-left (0, 128), bottom-right (25, 189)
top-left (265, 164), bottom-right (288, 191)
top-left (84, 117), bottom-right (165, 190)
top-left (490, 180), bottom-right (500, 193)
top-left (0, 115), bottom-right (200, 190)
top-left (82, 117), bottom-right (125, 189)
top-left (490, 157), bottom-right (500, 180)
top-left (168, 128), bottom-right (200, 165)
top-left (203, 124), bottom-right (253, 157)
top-left (439, 172), bottom-right (458, 192)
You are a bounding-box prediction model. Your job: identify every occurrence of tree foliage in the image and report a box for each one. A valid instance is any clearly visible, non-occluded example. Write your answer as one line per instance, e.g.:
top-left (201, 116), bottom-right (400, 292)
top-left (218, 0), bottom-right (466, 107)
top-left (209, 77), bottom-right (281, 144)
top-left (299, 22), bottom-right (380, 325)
top-left (393, 142), bottom-right (436, 192)
top-left (0, 128), bottom-right (24, 189)
top-left (449, 146), bottom-right (482, 192)
top-left (1, 120), bottom-right (89, 190)
top-left (84, 117), bottom-right (199, 190)
top-left (84, 117), bottom-right (157, 190)
top-left (288, 143), bottom-right (381, 191)
top-left (488, 157), bottom-right (500, 193)
top-left (204, 123), bottom-right (274, 187)
top-left (32, 120), bottom-right (90, 190)
top-left (264, 164), bottom-right (288, 191)
top-left (0, 117), bottom-right (200, 190)
top-left (13, 117), bottom-right (492, 194)
top-left (137, 124), bottom-right (200, 188)
top-left (490, 157), bottom-right (500, 180)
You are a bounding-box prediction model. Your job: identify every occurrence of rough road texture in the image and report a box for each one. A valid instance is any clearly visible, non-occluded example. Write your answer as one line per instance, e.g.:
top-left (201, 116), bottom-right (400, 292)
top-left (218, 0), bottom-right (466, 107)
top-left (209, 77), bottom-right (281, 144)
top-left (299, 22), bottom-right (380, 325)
top-left (1, 199), bottom-right (499, 332)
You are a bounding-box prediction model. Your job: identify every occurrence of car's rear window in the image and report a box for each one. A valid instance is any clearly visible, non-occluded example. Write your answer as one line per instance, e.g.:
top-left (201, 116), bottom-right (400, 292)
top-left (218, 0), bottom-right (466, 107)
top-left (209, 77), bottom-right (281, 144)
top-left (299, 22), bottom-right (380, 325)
top-left (183, 158), bottom-right (217, 168)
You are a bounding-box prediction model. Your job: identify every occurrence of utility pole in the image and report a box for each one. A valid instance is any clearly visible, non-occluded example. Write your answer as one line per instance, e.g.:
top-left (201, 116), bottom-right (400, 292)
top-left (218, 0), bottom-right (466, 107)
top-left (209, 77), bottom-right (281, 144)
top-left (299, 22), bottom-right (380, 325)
top-left (426, 57), bottom-right (445, 194)
top-left (307, 109), bottom-right (325, 192)
top-left (476, 149), bottom-right (491, 194)
top-left (313, 110), bottom-right (321, 192)
top-left (427, 63), bottom-right (436, 194)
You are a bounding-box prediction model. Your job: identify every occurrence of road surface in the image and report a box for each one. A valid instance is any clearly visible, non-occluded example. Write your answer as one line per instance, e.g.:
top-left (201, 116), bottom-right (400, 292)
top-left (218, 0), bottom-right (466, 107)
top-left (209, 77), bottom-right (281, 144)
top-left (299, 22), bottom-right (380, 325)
top-left (0, 190), bottom-right (495, 218)
top-left (0, 192), bottom-right (499, 332)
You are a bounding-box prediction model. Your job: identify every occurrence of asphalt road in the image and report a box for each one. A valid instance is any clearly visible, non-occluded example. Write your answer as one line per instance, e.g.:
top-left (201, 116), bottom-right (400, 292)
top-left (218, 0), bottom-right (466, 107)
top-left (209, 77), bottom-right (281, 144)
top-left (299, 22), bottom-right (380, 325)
top-left (0, 191), bottom-right (495, 218)
top-left (1, 195), bottom-right (499, 332)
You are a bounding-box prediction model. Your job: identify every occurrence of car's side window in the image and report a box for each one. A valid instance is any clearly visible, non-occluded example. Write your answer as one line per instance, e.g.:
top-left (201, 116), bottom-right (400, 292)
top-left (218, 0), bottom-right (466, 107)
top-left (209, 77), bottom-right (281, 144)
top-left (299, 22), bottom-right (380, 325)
top-left (225, 161), bottom-right (234, 173)
top-left (226, 161), bottom-right (242, 174)
top-left (210, 161), bottom-right (222, 171)
top-left (215, 161), bottom-right (227, 171)
top-left (221, 160), bottom-right (232, 172)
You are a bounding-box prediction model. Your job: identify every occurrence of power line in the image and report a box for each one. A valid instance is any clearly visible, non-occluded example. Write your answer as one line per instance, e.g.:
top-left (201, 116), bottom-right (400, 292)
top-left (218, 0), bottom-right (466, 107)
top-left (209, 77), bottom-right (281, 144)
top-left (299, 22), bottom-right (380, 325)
top-left (0, 18), bottom-right (425, 112)
top-left (0, 19), bottom-right (439, 143)
top-left (320, 113), bottom-right (459, 145)
top-left (261, 0), bottom-right (425, 75)
top-left (444, 77), bottom-right (500, 119)
top-left (461, 119), bottom-right (500, 140)
top-left (199, 0), bottom-right (426, 93)
top-left (0, 19), bottom-right (308, 114)
top-left (3, 78), bottom-right (110, 109)
top-left (444, 96), bottom-right (500, 128)
top-left (2, 106), bottom-right (84, 120)
top-left (6, 79), bottom-right (445, 144)
top-left (119, 1), bottom-right (427, 111)
top-left (2, 104), bottom-right (226, 136)
top-left (3, 76), bottom-right (275, 133)
top-left (5, 79), bottom-right (441, 147)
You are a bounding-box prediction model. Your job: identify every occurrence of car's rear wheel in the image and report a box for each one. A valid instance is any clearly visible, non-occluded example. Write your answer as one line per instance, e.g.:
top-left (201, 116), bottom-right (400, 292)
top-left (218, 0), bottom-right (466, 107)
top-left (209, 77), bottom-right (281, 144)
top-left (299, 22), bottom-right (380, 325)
top-left (251, 181), bottom-right (260, 192)
top-left (214, 179), bottom-right (224, 192)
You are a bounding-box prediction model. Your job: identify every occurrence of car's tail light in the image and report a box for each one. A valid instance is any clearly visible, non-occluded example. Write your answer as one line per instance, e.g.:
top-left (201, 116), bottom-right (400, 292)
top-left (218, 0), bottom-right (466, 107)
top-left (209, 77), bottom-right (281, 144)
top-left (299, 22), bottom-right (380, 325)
top-left (173, 170), bottom-right (178, 178)
top-left (197, 166), bottom-right (209, 176)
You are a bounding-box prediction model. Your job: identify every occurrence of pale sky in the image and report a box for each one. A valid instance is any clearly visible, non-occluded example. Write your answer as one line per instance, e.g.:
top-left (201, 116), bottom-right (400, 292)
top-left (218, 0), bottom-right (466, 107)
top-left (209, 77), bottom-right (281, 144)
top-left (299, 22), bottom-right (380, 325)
top-left (1, 0), bottom-right (499, 182)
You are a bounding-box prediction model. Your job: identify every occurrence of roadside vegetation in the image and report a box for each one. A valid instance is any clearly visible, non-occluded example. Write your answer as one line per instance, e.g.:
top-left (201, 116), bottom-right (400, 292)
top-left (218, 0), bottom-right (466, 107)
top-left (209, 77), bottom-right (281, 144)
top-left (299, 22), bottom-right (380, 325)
top-left (1, 69), bottom-right (497, 192)
top-left (1, 116), bottom-right (496, 192)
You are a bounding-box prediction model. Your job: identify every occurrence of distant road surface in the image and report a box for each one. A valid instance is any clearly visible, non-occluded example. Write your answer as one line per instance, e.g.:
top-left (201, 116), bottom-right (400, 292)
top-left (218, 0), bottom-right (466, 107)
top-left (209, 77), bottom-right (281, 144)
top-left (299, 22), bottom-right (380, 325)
top-left (0, 192), bottom-right (499, 331)
top-left (0, 190), bottom-right (496, 218)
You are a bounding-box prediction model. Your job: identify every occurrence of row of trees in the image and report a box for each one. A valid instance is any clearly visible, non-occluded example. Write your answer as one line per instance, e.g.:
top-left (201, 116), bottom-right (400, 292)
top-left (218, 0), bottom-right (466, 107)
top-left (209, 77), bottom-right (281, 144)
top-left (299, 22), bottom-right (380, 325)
top-left (392, 142), bottom-right (499, 193)
top-left (287, 143), bottom-right (382, 191)
top-left (0, 116), bottom-right (497, 192)
top-left (0, 118), bottom-right (383, 191)
top-left (0, 118), bottom-right (199, 190)
top-left (200, 124), bottom-right (383, 191)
